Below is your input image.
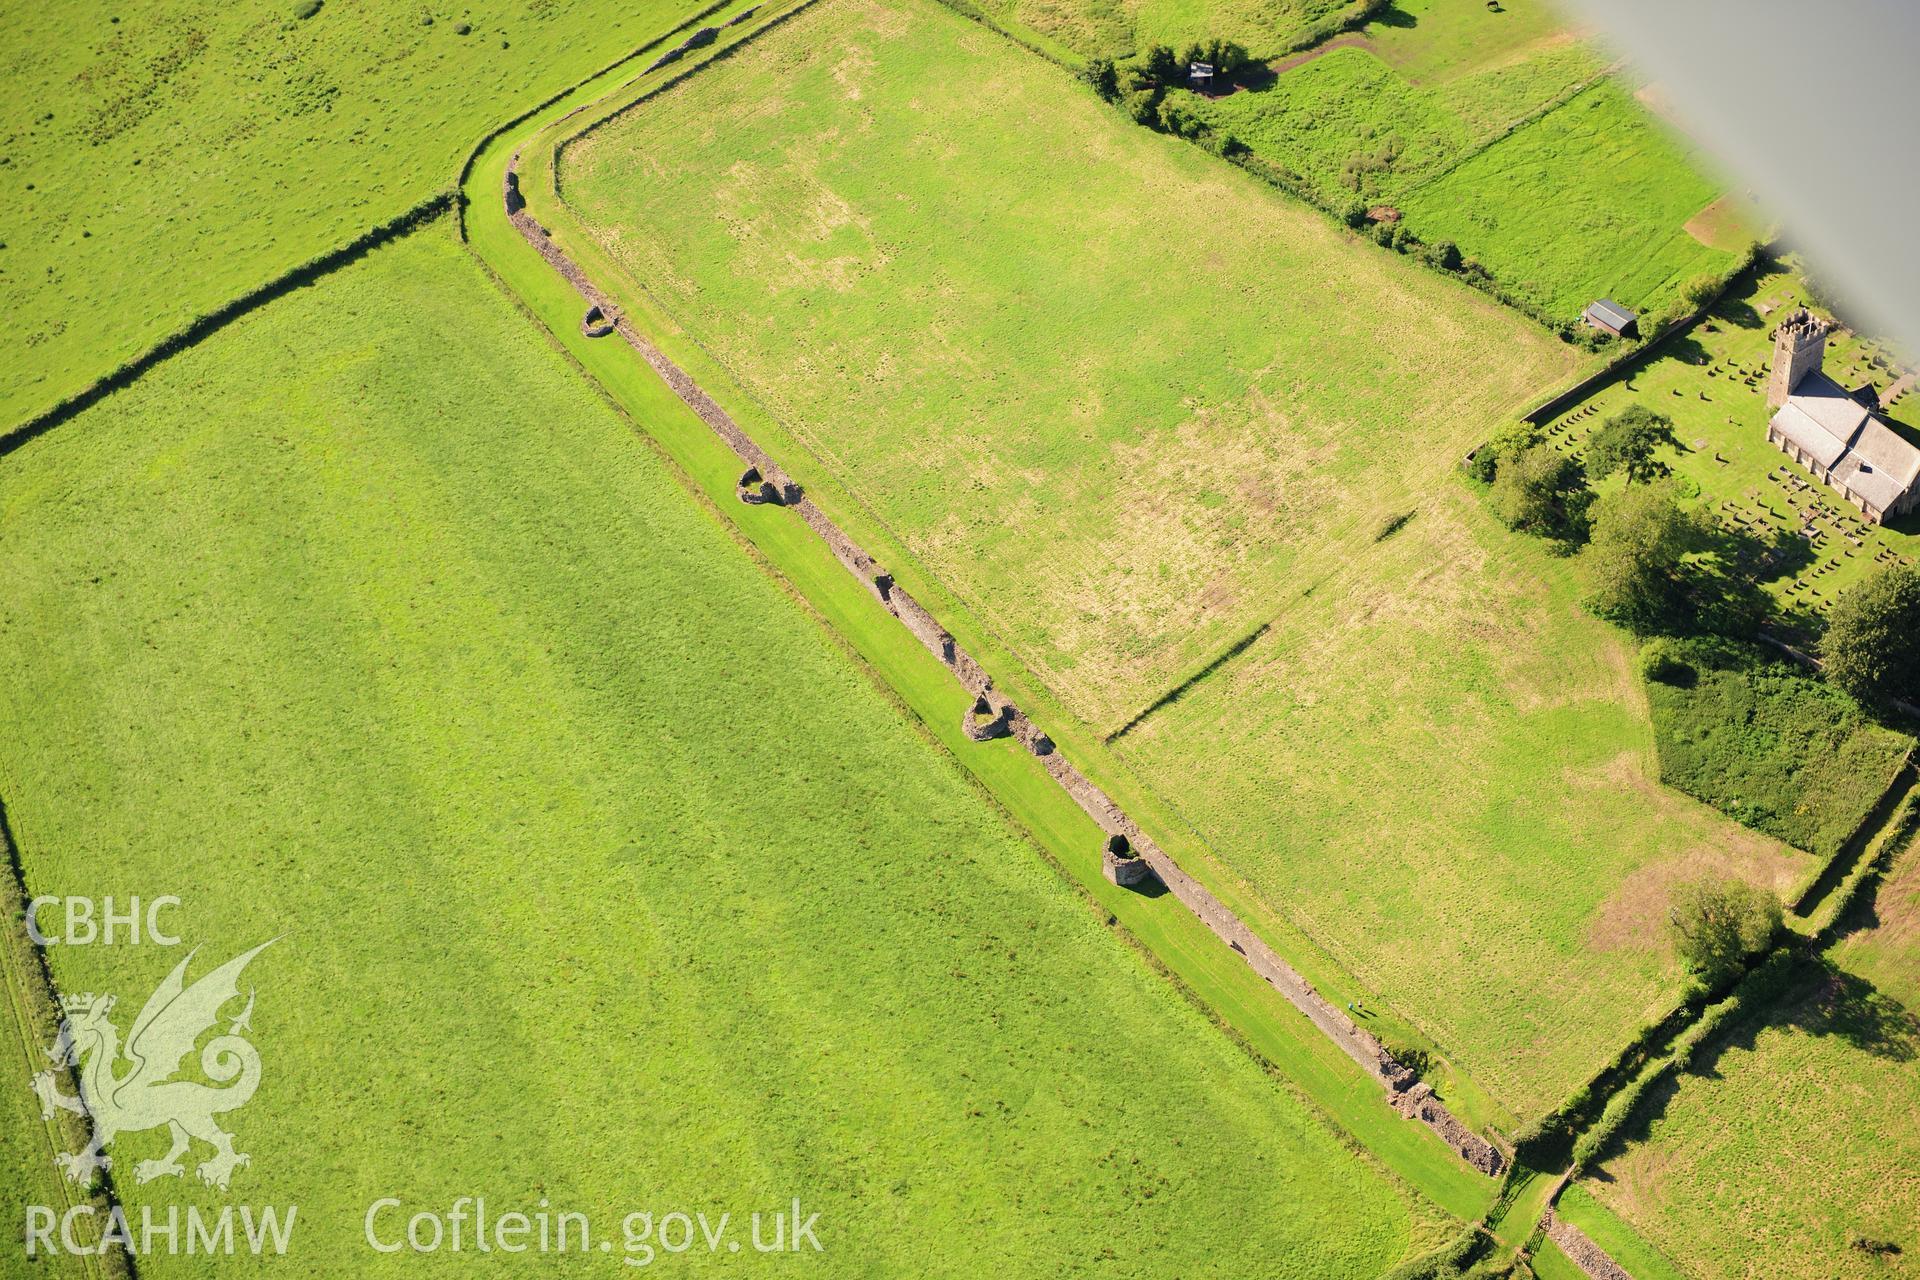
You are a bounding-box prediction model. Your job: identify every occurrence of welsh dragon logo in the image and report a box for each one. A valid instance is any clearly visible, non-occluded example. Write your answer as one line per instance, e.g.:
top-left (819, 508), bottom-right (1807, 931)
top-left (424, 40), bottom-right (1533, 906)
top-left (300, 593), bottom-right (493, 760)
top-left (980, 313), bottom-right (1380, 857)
top-left (32, 941), bottom-right (274, 1192)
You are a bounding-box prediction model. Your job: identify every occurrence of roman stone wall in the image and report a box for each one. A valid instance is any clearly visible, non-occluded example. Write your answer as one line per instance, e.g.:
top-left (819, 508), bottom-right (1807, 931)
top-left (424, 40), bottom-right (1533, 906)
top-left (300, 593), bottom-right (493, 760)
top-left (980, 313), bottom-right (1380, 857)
top-left (505, 150), bottom-right (1502, 1180)
top-left (1542, 1208), bottom-right (1634, 1280)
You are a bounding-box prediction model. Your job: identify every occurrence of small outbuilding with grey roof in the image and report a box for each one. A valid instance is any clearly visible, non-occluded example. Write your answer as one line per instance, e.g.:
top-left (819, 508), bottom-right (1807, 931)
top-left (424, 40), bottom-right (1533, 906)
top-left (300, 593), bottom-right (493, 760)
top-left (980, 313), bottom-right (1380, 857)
top-left (1581, 298), bottom-right (1639, 338)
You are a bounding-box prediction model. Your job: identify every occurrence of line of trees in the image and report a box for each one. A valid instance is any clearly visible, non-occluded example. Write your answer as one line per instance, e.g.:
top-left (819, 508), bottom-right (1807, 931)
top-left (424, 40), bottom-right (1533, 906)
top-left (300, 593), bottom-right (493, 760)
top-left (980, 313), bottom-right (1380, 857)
top-left (1082, 40), bottom-right (1252, 138)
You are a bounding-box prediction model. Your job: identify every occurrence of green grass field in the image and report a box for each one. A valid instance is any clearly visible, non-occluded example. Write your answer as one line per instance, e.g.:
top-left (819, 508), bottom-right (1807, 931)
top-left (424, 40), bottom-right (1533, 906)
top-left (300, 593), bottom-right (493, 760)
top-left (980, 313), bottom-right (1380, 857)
top-left (1185, 47), bottom-right (1479, 206)
top-left (546, 0), bottom-right (1806, 1122)
top-left (1584, 847), bottom-right (1920, 1279)
top-left (1172, 0), bottom-right (1738, 323)
top-left (1111, 483), bottom-right (1815, 1119)
top-left (1541, 260), bottom-right (1920, 639)
top-left (1182, 27), bottom-right (1603, 210)
top-left (1528, 1236), bottom-right (1588, 1280)
top-left (1397, 79), bottom-right (1737, 320)
top-left (465, 20), bottom-right (1502, 1223)
top-left (558, 0), bottom-right (1575, 739)
top-left (0, 227), bottom-right (1451, 1275)
top-left (1645, 638), bottom-right (1912, 866)
top-left (1364, 0), bottom-right (1573, 83)
top-left (1, 863), bottom-right (104, 1280)
top-left (0, 0), bottom-right (724, 430)
top-left (966, 0), bottom-right (1356, 63)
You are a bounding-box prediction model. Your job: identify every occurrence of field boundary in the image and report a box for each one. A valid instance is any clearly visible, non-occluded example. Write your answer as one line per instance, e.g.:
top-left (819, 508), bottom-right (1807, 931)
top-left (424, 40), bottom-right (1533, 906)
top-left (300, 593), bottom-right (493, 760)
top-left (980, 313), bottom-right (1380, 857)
top-left (1105, 621), bottom-right (1270, 744)
top-left (498, 43), bottom-right (1507, 1180)
top-left (3, 0), bottom-right (744, 448)
top-left (924, 0), bottom-right (1388, 68)
top-left (0, 194), bottom-right (454, 461)
top-left (1392, 64), bottom-right (1621, 205)
top-left (557, 0), bottom-right (826, 157)
top-left (450, 0), bottom-right (742, 224)
top-left (1, 194), bottom-right (427, 449)
top-left (0, 797), bottom-right (131, 1278)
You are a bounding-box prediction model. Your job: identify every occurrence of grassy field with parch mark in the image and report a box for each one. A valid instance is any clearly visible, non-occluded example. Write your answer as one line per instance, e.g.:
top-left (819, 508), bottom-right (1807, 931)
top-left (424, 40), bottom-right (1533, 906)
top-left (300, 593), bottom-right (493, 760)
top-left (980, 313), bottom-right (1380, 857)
top-left (559, 0), bottom-right (1577, 740)
top-left (1583, 832), bottom-right (1920, 1277)
top-left (1110, 481), bottom-right (1815, 1119)
top-left (0, 0), bottom-right (723, 430)
top-left (0, 227), bottom-right (1452, 1276)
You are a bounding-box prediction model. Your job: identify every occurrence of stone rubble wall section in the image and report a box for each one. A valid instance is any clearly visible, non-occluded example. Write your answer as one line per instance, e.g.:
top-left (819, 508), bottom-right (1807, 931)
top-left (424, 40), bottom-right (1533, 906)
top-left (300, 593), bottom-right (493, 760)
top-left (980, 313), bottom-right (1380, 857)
top-left (1542, 1209), bottom-right (1635, 1280)
top-left (505, 160), bottom-right (1501, 1179)
top-left (645, 24), bottom-right (721, 72)
top-left (1394, 1083), bottom-right (1504, 1176)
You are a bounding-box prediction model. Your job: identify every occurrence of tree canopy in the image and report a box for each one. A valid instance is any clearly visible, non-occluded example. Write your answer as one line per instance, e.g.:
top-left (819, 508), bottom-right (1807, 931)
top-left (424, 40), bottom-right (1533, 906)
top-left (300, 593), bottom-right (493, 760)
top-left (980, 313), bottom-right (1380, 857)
top-left (1680, 272), bottom-right (1720, 308)
top-left (1669, 878), bottom-right (1782, 990)
top-left (1583, 479), bottom-right (1703, 630)
top-left (1587, 404), bottom-right (1678, 485)
top-left (1823, 564), bottom-right (1920, 706)
top-left (1490, 442), bottom-right (1591, 540)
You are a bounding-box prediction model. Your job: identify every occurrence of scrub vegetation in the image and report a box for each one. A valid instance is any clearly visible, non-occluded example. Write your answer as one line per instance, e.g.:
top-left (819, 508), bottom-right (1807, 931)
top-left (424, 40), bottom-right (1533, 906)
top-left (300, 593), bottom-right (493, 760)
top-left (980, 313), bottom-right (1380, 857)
top-left (1643, 637), bottom-right (1912, 864)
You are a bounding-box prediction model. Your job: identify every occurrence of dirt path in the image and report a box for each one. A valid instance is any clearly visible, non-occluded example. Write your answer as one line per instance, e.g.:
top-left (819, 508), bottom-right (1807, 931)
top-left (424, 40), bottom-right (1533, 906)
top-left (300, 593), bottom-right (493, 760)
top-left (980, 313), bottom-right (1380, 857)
top-left (1266, 33), bottom-right (1374, 79)
top-left (499, 140), bottom-right (1507, 1179)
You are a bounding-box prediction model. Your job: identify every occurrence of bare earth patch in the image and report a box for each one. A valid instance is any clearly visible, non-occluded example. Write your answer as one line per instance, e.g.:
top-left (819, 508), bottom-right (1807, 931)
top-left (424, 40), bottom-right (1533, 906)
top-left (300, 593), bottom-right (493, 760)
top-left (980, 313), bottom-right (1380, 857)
top-left (1585, 815), bottom-right (1801, 954)
top-left (1682, 192), bottom-right (1759, 252)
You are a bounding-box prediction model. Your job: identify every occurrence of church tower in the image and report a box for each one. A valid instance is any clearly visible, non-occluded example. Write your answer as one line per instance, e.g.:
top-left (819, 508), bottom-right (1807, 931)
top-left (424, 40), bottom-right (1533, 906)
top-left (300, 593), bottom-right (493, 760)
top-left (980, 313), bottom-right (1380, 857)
top-left (1769, 308), bottom-right (1831, 407)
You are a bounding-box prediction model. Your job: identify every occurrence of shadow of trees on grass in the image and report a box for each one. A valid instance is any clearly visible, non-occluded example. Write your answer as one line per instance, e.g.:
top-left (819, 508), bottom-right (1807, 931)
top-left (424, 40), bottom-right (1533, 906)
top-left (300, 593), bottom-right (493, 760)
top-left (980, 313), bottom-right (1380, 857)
top-left (1587, 955), bottom-right (1918, 1183)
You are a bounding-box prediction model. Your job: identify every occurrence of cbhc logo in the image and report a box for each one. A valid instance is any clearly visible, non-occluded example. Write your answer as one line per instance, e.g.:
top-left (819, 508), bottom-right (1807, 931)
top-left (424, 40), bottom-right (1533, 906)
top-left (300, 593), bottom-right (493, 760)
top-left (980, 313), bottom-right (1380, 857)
top-left (26, 897), bottom-right (182, 946)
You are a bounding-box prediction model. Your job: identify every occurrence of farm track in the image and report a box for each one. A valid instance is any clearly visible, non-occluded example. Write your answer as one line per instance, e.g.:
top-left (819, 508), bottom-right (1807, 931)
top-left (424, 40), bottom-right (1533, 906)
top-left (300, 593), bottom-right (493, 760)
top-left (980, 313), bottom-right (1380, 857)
top-left (485, 15), bottom-right (1509, 1186)
top-left (1263, 32), bottom-right (1373, 79)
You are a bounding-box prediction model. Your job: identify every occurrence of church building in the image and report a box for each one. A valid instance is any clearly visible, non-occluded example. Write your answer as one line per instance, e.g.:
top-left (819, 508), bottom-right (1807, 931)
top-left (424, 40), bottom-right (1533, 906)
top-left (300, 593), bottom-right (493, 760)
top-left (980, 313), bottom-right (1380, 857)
top-left (1765, 308), bottom-right (1920, 524)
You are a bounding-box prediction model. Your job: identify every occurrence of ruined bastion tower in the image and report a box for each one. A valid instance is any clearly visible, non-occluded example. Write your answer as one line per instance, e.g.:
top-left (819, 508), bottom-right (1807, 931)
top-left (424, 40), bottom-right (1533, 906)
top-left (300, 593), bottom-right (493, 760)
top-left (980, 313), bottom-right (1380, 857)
top-left (1769, 307), bottom-right (1832, 407)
